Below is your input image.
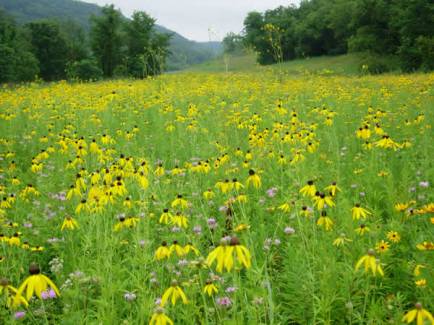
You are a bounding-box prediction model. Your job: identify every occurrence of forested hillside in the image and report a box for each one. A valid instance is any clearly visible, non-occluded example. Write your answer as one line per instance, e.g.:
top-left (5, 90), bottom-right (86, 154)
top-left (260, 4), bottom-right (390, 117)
top-left (0, 0), bottom-right (222, 70)
top-left (239, 0), bottom-right (433, 73)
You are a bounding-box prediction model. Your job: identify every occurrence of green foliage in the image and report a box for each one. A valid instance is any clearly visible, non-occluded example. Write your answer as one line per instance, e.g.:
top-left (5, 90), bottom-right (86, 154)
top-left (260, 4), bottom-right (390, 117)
top-left (12, 48), bottom-right (40, 81)
top-left (0, 3), bottom-right (174, 83)
top-left (359, 53), bottom-right (399, 75)
top-left (416, 37), bottom-right (434, 72)
top-left (123, 11), bottom-right (172, 78)
top-left (243, 0), bottom-right (434, 72)
top-left (26, 20), bottom-right (69, 80)
top-left (90, 5), bottom-right (122, 78)
top-left (124, 11), bottom-right (155, 58)
top-left (60, 20), bottom-right (89, 62)
top-left (66, 58), bottom-right (103, 81)
top-left (0, 0), bottom-right (102, 30)
top-left (223, 33), bottom-right (245, 54)
top-left (0, 9), bottom-right (39, 82)
top-left (0, 0), bottom-right (222, 72)
top-left (0, 71), bottom-right (433, 324)
top-left (0, 44), bottom-right (15, 82)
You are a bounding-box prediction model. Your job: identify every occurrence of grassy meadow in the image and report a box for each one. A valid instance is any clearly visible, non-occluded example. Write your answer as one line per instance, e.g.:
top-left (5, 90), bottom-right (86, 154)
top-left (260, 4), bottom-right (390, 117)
top-left (187, 53), bottom-right (363, 75)
top-left (0, 69), bottom-right (433, 324)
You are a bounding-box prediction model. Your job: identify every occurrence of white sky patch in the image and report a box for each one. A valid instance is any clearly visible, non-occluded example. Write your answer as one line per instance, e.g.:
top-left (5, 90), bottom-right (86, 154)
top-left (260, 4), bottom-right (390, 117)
top-left (84, 0), bottom-right (298, 41)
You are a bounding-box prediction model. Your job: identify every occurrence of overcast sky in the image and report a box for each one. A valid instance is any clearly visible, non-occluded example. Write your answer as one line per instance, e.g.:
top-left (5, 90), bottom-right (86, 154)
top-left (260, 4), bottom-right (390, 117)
top-left (84, 0), bottom-right (298, 42)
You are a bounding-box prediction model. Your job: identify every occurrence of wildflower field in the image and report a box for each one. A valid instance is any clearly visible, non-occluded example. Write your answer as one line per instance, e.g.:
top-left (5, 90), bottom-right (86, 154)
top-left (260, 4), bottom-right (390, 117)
top-left (0, 71), bottom-right (433, 324)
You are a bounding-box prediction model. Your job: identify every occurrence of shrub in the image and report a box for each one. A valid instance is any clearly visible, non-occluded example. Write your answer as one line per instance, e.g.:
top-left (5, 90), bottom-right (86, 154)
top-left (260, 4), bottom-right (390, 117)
top-left (66, 59), bottom-right (103, 81)
top-left (416, 36), bottom-right (434, 72)
top-left (359, 53), bottom-right (399, 75)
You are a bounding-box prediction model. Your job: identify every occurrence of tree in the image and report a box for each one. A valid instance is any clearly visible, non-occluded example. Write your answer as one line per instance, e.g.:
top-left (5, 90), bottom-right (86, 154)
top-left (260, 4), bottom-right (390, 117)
top-left (146, 32), bottom-right (171, 76)
top-left (26, 20), bottom-right (69, 80)
top-left (223, 33), bottom-right (245, 54)
top-left (66, 58), bottom-right (103, 81)
top-left (60, 19), bottom-right (89, 62)
top-left (0, 9), bottom-right (39, 83)
top-left (90, 5), bottom-right (122, 77)
top-left (125, 11), bottom-right (155, 58)
top-left (122, 11), bottom-right (171, 78)
top-left (391, 0), bottom-right (434, 71)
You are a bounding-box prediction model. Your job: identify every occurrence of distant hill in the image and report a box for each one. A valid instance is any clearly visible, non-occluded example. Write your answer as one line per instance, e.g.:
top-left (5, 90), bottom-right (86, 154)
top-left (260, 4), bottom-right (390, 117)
top-left (0, 0), bottom-right (222, 70)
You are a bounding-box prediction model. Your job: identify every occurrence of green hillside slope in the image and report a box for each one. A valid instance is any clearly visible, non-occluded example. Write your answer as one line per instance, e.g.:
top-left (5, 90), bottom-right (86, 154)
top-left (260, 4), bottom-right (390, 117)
top-left (189, 53), bottom-right (365, 75)
top-left (0, 0), bottom-right (222, 70)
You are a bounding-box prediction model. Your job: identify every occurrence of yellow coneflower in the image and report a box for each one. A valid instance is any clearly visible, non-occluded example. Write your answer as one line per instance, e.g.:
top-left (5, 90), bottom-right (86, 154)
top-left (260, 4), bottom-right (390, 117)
top-left (155, 242), bottom-right (170, 260)
top-left (31, 245), bottom-right (44, 252)
top-left (159, 208), bottom-right (173, 224)
top-left (375, 135), bottom-right (400, 150)
top-left (299, 180), bottom-right (316, 197)
top-left (183, 243), bottom-right (200, 256)
top-left (61, 216), bottom-right (79, 231)
top-left (8, 233), bottom-right (21, 246)
top-left (203, 189), bottom-right (215, 200)
top-left (205, 239), bottom-right (228, 273)
top-left (216, 179), bottom-right (231, 193)
top-left (246, 169), bottom-right (261, 189)
top-left (149, 307), bottom-right (173, 325)
top-left (169, 241), bottom-right (185, 257)
top-left (171, 212), bottom-right (188, 228)
top-left (232, 178), bottom-right (244, 191)
top-left (66, 185), bottom-right (81, 200)
top-left (300, 206), bottom-right (312, 218)
top-left (313, 192), bottom-right (335, 209)
top-left (333, 234), bottom-right (352, 247)
top-left (402, 303), bottom-right (433, 324)
top-left (317, 211), bottom-right (334, 231)
top-left (355, 224), bottom-right (370, 235)
top-left (17, 264), bottom-right (60, 300)
top-left (0, 278), bottom-right (28, 308)
top-left (278, 202), bottom-right (292, 213)
top-left (171, 194), bottom-right (188, 209)
top-left (11, 176), bottom-right (20, 186)
top-left (235, 194), bottom-right (248, 203)
top-left (123, 196), bottom-right (133, 208)
top-left (0, 198), bottom-right (11, 209)
top-left (113, 217), bottom-right (127, 232)
top-left (75, 199), bottom-right (88, 214)
top-left (160, 280), bottom-right (188, 306)
top-left (324, 182), bottom-right (340, 196)
top-left (222, 236), bottom-right (251, 272)
top-left (355, 249), bottom-right (384, 277)
top-left (203, 281), bottom-right (218, 296)
top-left (351, 204), bottom-right (371, 220)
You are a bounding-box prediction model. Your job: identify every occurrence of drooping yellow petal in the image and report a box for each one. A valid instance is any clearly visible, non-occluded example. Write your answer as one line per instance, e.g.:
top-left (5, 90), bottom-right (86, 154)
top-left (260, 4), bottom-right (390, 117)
top-left (416, 311), bottom-right (423, 325)
top-left (176, 287), bottom-right (188, 304)
top-left (42, 274), bottom-right (60, 296)
top-left (403, 309), bottom-right (417, 323)
top-left (160, 287), bottom-right (173, 307)
top-left (224, 246), bottom-right (234, 271)
top-left (355, 256), bottom-right (367, 271)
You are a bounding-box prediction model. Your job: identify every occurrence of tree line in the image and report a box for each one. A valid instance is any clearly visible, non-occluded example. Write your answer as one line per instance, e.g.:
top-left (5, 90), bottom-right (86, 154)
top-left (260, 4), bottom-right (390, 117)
top-left (0, 5), bottom-right (171, 83)
top-left (224, 0), bottom-right (433, 73)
